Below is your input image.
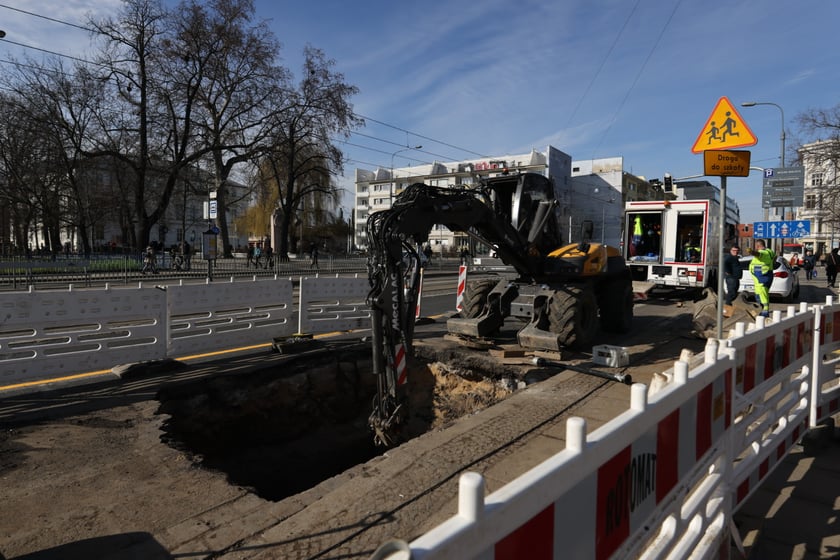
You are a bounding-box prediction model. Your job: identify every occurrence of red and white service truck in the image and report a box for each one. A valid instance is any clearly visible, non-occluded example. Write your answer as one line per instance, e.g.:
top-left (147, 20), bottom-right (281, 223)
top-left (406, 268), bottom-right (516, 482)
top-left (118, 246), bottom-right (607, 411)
top-left (624, 197), bottom-right (739, 290)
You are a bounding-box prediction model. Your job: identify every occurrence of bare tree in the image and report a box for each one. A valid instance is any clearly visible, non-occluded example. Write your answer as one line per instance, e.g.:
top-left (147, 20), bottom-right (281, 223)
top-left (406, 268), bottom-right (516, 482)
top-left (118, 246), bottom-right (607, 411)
top-left (172, 0), bottom-right (289, 257)
top-left (88, 0), bottom-right (213, 250)
top-left (796, 104), bottom-right (840, 234)
top-left (5, 59), bottom-right (120, 256)
top-left (258, 46), bottom-right (362, 259)
top-left (0, 93), bottom-right (50, 253)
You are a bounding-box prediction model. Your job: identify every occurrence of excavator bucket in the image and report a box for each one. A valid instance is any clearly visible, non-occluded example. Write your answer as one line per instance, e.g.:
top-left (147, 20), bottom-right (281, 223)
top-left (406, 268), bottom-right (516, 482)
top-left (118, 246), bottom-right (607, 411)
top-left (691, 288), bottom-right (761, 339)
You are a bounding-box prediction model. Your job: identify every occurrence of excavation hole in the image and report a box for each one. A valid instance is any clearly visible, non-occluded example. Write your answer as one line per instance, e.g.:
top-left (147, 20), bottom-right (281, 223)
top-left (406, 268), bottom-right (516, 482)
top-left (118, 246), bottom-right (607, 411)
top-left (155, 346), bottom-right (516, 502)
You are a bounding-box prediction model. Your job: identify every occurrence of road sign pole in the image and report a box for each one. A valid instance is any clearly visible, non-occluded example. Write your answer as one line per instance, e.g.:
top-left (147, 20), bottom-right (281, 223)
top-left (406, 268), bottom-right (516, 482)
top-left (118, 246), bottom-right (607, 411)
top-left (779, 206), bottom-right (785, 254)
top-left (717, 176), bottom-right (727, 340)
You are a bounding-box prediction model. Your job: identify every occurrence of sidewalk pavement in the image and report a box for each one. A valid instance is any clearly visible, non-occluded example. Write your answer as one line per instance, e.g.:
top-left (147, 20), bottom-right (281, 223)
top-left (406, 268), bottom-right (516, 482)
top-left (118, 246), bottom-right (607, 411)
top-left (732, 422), bottom-right (840, 559)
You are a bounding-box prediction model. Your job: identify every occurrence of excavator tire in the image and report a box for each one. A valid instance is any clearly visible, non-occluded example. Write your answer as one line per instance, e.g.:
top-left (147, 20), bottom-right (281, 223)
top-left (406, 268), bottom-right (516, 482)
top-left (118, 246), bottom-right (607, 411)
top-left (599, 278), bottom-right (634, 333)
top-left (461, 278), bottom-right (499, 318)
top-left (548, 285), bottom-right (599, 349)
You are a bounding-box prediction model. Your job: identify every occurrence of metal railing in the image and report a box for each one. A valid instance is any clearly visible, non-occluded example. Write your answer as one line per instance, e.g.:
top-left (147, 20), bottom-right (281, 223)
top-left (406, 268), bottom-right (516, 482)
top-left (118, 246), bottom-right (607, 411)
top-left (0, 253), bottom-right (463, 291)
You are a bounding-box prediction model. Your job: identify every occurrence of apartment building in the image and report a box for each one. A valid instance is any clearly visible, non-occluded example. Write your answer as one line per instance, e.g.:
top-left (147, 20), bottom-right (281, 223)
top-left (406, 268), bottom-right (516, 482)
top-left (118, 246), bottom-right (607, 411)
top-left (352, 146), bottom-right (658, 252)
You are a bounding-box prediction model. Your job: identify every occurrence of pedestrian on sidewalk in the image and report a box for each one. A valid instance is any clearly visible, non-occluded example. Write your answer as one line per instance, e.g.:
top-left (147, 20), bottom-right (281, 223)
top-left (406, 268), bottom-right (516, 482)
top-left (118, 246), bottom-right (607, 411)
top-left (723, 245), bottom-right (741, 305)
top-left (309, 243), bottom-right (319, 270)
top-left (141, 245), bottom-right (158, 275)
top-left (826, 247), bottom-right (839, 288)
top-left (803, 250), bottom-right (816, 280)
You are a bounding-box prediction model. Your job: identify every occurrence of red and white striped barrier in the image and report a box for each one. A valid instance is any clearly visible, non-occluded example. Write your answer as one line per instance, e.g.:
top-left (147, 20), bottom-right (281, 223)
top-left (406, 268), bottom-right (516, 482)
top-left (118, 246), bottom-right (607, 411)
top-left (394, 341), bottom-right (408, 386)
top-left (387, 341), bottom-right (736, 560)
top-left (456, 265), bottom-right (467, 311)
top-left (376, 303), bottom-right (839, 560)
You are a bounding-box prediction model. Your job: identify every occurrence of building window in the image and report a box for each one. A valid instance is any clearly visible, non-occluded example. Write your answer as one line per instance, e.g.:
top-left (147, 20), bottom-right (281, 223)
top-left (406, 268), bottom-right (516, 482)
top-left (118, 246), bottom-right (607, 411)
top-left (805, 194), bottom-right (816, 209)
top-left (811, 172), bottom-right (824, 187)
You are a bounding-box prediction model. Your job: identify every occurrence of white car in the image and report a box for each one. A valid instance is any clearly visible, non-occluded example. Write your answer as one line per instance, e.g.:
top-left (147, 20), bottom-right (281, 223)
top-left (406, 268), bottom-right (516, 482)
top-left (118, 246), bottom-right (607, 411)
top-left (733, 255), bottom-right (800, 303)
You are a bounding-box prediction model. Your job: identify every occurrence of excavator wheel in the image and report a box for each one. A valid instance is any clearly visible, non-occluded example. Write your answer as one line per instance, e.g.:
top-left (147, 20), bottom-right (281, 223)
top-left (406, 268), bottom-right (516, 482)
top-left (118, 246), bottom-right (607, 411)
top-left (548, 285), bottom-right (599, 349)
top-left (461, 278), bottom-right (499, 318)
top-left (599, 278), bottom-right (634, 333)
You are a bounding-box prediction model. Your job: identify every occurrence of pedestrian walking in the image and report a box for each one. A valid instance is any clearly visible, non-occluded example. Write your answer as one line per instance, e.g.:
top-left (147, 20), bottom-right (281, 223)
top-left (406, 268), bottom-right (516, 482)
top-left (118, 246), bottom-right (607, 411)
top-left (141, 245), bottom-right (158, 275)
top-left (263, 246), bottom-right (274, 269)
top-left (749, 239), bottom-right (775, 318)
top-left (182, 241), bottom-right (192, 270)
top-left (803, 250), bottom-right (816, 280)
top-left (309, 243), bottom-right (319, 270)
top-left (723, 245), bottom-right (741, 305)
top-left (826, 247), bottom-right (839, 288)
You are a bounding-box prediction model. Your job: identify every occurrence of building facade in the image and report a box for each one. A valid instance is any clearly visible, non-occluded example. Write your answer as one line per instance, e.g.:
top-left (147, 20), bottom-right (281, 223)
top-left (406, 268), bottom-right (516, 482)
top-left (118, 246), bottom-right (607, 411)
top-left (794, 139), bottom-right (840, 256)
top-left (352, 146), bottom-right (658, 253)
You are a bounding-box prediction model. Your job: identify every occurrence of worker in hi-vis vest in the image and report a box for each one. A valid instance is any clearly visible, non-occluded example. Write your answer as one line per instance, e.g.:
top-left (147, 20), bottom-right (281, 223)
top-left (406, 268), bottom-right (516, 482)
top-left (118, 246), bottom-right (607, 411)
top-left (749, 239), bottom-right (775, 318)
top-left (632, 215), bottom-right (643, 256)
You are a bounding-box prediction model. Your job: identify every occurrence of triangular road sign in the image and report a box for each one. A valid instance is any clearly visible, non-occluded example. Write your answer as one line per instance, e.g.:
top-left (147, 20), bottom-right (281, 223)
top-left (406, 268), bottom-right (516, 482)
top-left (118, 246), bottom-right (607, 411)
top-left (691, 96), bottom-right (758, 153)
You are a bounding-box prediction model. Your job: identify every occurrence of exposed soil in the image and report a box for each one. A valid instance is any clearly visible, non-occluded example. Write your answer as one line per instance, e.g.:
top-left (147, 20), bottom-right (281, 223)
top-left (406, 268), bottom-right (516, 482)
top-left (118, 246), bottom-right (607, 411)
top-left (154, 348), bottom-right (514, 502)
top-left (0, 345), bottom-right (517, 559)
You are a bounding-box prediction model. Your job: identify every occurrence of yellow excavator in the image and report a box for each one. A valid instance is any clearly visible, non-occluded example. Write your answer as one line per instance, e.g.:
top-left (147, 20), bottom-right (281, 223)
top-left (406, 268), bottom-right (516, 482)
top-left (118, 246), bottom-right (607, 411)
top-left (365, 172), bottom-right (633, 445)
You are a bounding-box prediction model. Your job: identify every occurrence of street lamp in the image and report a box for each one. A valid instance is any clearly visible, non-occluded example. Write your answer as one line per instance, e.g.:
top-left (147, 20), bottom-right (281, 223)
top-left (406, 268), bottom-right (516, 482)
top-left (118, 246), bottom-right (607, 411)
top-left (600, 199), bottom-right (616, 244)
top-left (742, 100), bottom-right (787, 234)
top-left (740, 101), bottom-right (785, 167)
top-left (390, 145), bottom-right (422, 206)
top-left (593, 188), bottom-right (616, 243)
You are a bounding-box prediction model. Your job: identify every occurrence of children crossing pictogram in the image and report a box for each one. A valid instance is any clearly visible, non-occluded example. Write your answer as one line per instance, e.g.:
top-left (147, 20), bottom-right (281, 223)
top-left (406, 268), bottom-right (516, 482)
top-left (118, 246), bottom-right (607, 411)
top-left (691, 96), bottom-right (757, 153)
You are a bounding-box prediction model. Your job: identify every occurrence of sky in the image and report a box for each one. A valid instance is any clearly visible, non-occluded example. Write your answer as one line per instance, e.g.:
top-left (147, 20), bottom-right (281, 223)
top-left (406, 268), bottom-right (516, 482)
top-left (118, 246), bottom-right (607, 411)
top-left (2, 0), bottom-right (839, 225)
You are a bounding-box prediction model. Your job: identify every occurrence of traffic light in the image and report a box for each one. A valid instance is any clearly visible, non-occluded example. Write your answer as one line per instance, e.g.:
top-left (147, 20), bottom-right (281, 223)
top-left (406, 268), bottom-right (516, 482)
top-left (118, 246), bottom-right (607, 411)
top-left (663, 173), bottom-right (673, 191)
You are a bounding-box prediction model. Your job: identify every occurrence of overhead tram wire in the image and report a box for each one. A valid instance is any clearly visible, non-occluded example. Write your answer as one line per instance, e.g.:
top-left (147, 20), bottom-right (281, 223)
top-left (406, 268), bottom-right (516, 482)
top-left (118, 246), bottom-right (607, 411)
top-left (348, 130), bottom-right (460, 163)
top-left (563, 0), bottom-right (641, 130)
top-left (0, 38), bottom-right (107, 69)
top-left (592, 0), bottom-right (684, 157)
top-left (353, 112), bottom-right (489, 159)
top-left (0, 3), bottom-right (94, 33)
top-left (0, 5), bottom-right (107, 72)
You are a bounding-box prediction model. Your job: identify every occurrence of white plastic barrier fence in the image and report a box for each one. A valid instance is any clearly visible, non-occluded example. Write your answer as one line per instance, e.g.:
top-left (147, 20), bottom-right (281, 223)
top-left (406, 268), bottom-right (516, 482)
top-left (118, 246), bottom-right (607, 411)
top-left (388, 341), bottom-right (733, 560)
top-left (811, 297), bottom-right (840, 427)
top-left (297, 275), bottom-right (371, 335)
top-left (167, 277), bottom-right (295, 357)
top-left (0, 275), bottom-right (372, 388)
top-left (723, 304), bottom-right (812, 511)
top-left (378, 304), bottom-right (838, 560)
top-left (0, 284), bottom-right (167, 385)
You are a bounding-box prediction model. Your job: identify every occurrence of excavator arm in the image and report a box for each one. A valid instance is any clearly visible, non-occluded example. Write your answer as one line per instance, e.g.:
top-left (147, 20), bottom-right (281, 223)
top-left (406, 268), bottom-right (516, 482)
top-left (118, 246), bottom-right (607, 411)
top-left (365, 177), bottom-right (561, 445)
